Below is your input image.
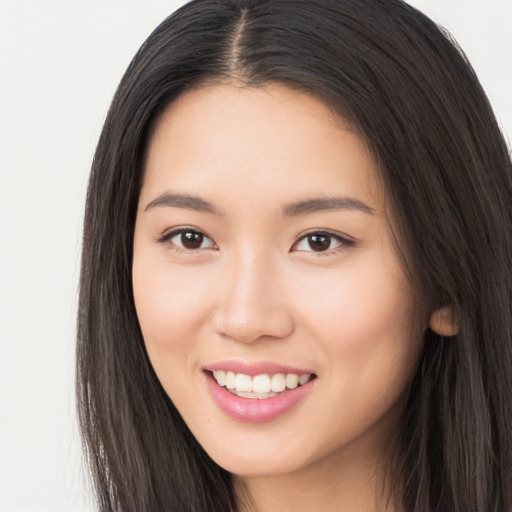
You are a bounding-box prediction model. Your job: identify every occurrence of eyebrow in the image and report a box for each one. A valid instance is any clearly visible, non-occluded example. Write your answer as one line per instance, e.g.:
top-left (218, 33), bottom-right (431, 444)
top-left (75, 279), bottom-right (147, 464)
top-left (283, 197), bottom-right (375, 216)
top-left (144, 192), bottom-right (375, 216)
top-left (145, 193), bottom-right (220, 214)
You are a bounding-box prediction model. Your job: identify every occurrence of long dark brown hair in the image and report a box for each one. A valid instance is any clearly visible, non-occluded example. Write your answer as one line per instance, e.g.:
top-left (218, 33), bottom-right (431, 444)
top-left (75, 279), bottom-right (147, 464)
top-left (77, 0), bottom-right (512, 510)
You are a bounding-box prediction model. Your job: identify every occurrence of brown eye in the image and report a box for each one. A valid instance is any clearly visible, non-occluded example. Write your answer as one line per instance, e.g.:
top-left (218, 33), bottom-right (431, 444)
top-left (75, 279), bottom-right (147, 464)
top-left (160, 228), bottom-right (217, 251)
top-left (307, 234), bottom-right (331, 251)
top-left (180, 231), bottom-right (204, 249)
top-left (292, 231), bottom-right (350, 254)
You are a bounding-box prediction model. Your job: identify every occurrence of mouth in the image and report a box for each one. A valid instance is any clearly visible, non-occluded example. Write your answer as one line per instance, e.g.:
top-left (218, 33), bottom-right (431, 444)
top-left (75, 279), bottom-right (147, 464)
top-left (209, 370), bottom-right (316, 399)
top-left (204, 366), bottom-right (317, 422)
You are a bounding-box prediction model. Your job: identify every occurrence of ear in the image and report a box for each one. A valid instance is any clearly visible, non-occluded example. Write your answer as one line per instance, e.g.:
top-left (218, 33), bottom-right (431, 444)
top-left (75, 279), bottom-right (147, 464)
top-left (429, 305), bottom-right (459, 336)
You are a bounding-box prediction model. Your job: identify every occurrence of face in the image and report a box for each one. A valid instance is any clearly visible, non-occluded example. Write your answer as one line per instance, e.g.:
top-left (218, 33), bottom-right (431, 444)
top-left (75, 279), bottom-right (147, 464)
top-left (133, 84), bottom-right (423, 479)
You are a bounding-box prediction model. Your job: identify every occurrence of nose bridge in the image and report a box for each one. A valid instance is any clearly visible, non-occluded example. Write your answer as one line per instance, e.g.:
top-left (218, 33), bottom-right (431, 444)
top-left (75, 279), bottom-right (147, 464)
top-left (214, 245), bottom-right (294, 343)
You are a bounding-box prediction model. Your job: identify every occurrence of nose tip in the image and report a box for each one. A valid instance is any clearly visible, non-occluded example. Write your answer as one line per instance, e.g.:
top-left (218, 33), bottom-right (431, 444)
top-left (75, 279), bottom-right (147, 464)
top-left (216, 304), bottom-right (295, 344)
top-left (213, 260), bottom-right (295, 344)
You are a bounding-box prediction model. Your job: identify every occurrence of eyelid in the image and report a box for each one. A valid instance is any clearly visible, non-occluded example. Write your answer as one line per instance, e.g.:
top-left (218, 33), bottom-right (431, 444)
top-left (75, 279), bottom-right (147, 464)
top-left (156, 226), bottom-right (218, 250)
top-left (291, 229), bottom-right (356, 254)
top-left (155, 226), bottom-right (355, 254)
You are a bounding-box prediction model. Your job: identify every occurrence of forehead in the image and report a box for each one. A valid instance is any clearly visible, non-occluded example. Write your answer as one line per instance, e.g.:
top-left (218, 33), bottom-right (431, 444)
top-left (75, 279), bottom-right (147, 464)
top-left (142, 83), bottom-right (383, 213)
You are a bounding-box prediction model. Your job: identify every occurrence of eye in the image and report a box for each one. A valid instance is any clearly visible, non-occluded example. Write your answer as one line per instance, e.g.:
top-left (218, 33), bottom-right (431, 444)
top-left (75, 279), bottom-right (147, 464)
top-left (292, 231), bottom-right (352, 254)
top-left (158, 228), bottom-right (217, 251)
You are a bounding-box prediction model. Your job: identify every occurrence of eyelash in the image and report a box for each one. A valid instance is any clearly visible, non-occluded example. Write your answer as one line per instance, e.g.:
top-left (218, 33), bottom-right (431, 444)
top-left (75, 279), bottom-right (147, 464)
top-left (156, 227), bottom-right (217, 252)
top-left (291, 230), bottom-right (355, 255)
top-left (156, 227), bottom-right (355, 255)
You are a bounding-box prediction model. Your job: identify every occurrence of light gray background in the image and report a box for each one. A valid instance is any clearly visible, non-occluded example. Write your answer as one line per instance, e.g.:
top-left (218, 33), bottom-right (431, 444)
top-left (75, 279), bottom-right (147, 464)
top-left (0, 1), bottom-right (510, 511)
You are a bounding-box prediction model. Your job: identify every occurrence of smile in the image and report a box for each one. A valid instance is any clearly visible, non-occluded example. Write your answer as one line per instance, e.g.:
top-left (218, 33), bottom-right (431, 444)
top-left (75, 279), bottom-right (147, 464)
top-left (204, 368), bottom-right (316, 422)
top-left (212, 370), bottom-right (312, 399)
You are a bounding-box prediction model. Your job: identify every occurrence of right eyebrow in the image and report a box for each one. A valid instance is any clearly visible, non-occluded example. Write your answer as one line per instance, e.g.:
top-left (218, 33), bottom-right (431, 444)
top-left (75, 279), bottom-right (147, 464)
top-left (283, 196), bottom-right (375, 216)
top-left (144, 193), bottom-right (220, 215)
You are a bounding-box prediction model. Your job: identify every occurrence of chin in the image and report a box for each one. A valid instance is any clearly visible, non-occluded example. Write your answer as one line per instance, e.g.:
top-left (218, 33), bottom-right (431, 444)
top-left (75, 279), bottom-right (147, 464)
top-left (196, 430), bottom-right (318, 478)
top-left (214, 454), bottom-right (307, 478)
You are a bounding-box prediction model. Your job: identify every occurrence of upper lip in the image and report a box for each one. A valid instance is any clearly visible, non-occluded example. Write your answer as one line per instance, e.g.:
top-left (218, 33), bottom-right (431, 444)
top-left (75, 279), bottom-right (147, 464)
top-left (204, 360), bottom-right (315, 376)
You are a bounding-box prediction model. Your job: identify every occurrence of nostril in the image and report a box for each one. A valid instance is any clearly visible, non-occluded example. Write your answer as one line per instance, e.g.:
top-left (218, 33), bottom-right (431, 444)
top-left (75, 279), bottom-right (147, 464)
top-left (214, 310), bottom-right (296, 345)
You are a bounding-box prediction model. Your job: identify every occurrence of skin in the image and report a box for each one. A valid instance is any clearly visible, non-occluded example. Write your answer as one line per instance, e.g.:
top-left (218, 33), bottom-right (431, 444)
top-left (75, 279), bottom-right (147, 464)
top-left (132, 84), bottom-right (428, 511)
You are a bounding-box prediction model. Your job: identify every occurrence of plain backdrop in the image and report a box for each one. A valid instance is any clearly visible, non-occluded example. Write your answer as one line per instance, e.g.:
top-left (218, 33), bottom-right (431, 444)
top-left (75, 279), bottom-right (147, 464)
top-left (0, 1), bottom-right (510, 511)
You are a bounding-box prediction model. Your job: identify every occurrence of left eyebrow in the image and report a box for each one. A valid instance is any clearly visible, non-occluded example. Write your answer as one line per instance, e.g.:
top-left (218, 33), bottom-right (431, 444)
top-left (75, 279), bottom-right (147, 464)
top-left (283, 197), bottom-right (375, 216)
top-left (144, 193), bottom-right (220, 215)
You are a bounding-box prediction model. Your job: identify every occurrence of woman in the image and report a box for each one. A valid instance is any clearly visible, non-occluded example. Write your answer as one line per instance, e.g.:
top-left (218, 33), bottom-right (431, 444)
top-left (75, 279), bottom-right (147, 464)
top-left (77, 0), bottom-right (512, 510)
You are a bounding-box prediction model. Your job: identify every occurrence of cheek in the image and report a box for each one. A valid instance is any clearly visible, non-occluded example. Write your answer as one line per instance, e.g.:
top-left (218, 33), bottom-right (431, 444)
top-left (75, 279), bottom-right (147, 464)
top-left (132, 249), bottom-right (214, 370)
top-left (295, 260), bottom-right (412, 346)
top-left (291, 260), bottom-right (420, 440)
top-left (290, 250), bottom-right (420, 411)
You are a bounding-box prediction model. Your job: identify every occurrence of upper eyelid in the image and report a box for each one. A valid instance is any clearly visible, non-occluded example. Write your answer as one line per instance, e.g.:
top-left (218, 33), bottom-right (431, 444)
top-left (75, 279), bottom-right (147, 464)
top-left (291, 229), bottom-right (356, 254)
top-left (293, 228), bottom-right (355, 243)
top-left (156, 227), bottom-right (218, 252)
top-left (156, 226), bottom-right (355, 249)
top-left (157, 226), bottom-right (210, 240)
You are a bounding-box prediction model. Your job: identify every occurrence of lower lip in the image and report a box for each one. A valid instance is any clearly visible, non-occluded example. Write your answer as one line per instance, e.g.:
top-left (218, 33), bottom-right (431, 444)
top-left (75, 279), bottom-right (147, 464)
top-left (204, 372), bottom-right (314, 423)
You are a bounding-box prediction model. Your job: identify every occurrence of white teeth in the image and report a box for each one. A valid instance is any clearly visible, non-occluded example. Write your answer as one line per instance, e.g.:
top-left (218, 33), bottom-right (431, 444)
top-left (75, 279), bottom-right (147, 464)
top-left (211, 370), bottom-right (313, 397)
top-left (235, 373), bottom-right (253, 392)
top-left (212, 370), bottom-right (226, 387)
top-left (234, 390), bottom-right (278, 399)
top-left (270, 373), bottom-right (286, 392)
top-left (286, 373), bottom-right (299, 389)
top-left (252, 374), bottom-right (271, 393)
top-left (226, 371), bottom-right (236, 389)
top-left (299, 374), bottom-right (311, 385)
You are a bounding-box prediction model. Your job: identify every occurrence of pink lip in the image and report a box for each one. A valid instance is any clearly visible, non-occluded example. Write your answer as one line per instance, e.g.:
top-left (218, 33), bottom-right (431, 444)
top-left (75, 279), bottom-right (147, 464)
top-left (204, 371), bottom-right (315, 423)
top-left (204, 360), bottom-right (314, 376)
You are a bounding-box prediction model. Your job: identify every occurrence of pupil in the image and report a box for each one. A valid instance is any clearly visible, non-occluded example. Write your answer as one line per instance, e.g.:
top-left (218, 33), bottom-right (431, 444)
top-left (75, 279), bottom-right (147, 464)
top-left (181, 231), bottom-right (203, 249)
top-left (308, 234), bottom-right (330, 251)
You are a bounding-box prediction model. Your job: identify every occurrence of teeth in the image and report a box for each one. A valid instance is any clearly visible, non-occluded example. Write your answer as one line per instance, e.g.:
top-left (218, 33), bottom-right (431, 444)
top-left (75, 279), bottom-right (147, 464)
top-left (234, 390), bottom-right (278, 399)
top-left (286, 373), bottom-right (299, 389)
top-left (252, 374), bottom-right (271, 393)
top-left (271, 373), bottom-right (286, 392)
top-left (299, 374), bottom-right (311, 385)
top-left (213, 370), bottom-right (226, 387)
top-left (211, 370), bottom-right (313, 396)
top-left (235, 373), bottom-right (252, 392)
top-left (226, 371), bottom-right (236, 389)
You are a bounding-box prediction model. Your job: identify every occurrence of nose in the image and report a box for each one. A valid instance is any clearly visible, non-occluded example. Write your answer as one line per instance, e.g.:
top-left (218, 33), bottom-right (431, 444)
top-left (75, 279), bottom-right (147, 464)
top-left (212, 251), bottom-right (295, 344)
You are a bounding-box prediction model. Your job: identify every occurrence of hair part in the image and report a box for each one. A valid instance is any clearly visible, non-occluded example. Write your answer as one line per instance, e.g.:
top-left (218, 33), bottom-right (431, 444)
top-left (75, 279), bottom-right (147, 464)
top-left (77, 1), bottom-right (512, 510)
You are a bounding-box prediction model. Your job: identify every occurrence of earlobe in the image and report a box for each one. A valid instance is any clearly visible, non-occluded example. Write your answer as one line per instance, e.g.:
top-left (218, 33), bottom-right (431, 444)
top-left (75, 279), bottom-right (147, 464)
top-left (429, 306), bottom-right (459, 336)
